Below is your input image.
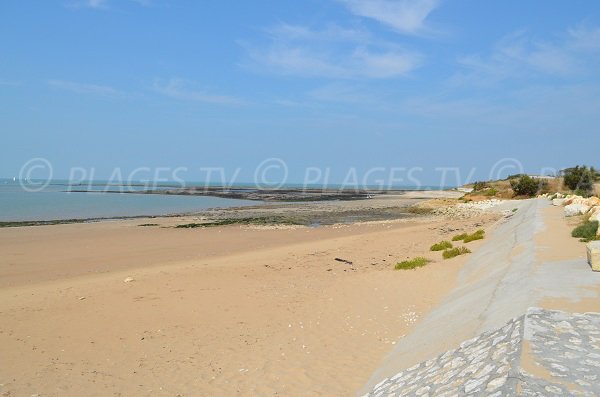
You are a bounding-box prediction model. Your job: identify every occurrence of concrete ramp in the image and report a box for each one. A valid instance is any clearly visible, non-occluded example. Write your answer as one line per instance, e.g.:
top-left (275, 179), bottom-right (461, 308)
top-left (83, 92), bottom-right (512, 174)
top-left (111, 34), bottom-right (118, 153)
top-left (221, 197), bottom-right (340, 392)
top-left (363, 308), bottom-right (600, 397)
top-left (360, 199), bottom-right (600, 395)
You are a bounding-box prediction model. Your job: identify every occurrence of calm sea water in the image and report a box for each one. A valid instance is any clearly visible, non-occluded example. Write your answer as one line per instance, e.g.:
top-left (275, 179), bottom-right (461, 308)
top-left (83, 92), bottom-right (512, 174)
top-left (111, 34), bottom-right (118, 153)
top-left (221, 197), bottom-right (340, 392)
top-left (0, 180), bottom-right (260, 222)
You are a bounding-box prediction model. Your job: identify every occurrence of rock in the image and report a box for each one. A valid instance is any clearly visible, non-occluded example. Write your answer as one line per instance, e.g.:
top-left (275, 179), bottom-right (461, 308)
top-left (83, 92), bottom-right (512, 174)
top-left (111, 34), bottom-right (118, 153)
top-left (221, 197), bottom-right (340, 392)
top-left (589, 209), bottom-right (600, 231)
top-left (587, 241), bottom-right (600, 271)
top-left (587, 197), bottom-right (600, 207)
top-left (552, 198), bottom-right (565, 206)
top-left (564, 203), bottom-right (591, 217)
top-left (124, 277), bottom-right (135, 283)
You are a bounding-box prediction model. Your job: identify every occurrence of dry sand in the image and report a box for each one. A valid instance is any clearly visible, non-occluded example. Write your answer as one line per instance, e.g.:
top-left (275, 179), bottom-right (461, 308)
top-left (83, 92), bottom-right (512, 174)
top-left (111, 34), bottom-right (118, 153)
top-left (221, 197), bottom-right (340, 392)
top-left (0, 204), bottom-right (495, 396)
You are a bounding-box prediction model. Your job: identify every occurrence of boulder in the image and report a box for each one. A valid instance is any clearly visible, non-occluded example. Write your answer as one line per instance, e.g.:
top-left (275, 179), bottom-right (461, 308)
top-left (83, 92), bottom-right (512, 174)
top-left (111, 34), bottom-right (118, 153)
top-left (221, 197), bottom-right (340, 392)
top-left (589, 206), bottom-right (600, 218)
top-left (587, 241), bottom-right (600, 271)
top-left (585, 196), bottom-right (600, 207)
top-left (552, 198), bottom-right (565, 207)
top-left (564, 203), bottom-right (591, 217)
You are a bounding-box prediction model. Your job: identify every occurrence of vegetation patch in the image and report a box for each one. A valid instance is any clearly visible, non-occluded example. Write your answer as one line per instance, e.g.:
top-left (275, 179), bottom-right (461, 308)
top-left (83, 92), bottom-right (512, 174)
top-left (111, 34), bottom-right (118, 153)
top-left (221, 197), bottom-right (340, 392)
top-left (138, 223), bottom-right (159, 227)
top-left (464, 229), bottom-right (486, 243)
top-left (562, 165), bottom-right (599, 196)
top-left (442, 246), bottom-right (472, 259)
top-left (407, 206), bottom-right (434, 215)
top-left (452, 232), bottom-right (469, 241)
top-left (175, 217), bottom-right (304, 228)
top-left (510, 175), bottom-right (547, 197)
top-left (572, 220), bottom-right (599, 242)
top-left (452, 229), bottom-right (485, 243)
top-left (430, 240), bottom-right (453, 251)
top-left (394, 257), bottom-right (432, 270)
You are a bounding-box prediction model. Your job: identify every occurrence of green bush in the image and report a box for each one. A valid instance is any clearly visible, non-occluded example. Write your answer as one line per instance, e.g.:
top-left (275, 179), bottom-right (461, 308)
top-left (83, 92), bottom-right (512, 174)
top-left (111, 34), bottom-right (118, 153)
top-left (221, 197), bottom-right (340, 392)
top-left (572, 220), bottom-right (599, 242)
top-left (509, 175), bottom-right (546, 197)
top-left (452, 233), bottom-right (468, 241)
top-left (472, 181), bottom-right (489, 192)
top-left (395, 257), bottom-right (432, 270)
top-left (464, 229), bottom-right (485, 243)
top-left (563, 165), bottom-right (599, 194)
top-left (442, 246), bottom-right (471, 259)
top-left (430, 241), bottom-right (453, 251)
top-left (482, 188), bottom-right (498, 197)
top-left (452, 229), bottom-right (485, 243)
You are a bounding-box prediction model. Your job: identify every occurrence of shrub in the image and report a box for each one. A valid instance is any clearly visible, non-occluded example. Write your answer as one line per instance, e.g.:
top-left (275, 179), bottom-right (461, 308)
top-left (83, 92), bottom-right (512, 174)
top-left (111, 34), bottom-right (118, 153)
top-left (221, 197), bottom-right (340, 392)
top-left (510, 175), bottom-right (546, 197)
top-left (430, 241), bottom-right (453, 251)
top-left (395, 257), bottom-right (431, 270)
top-left (472, 181), bottom-right (489, 192)
top-left (442, 246), bottom-right (471, 259)
top-left (464, 229), bottom-right (485, 243)
top-left (563, 165), bottom-right (599, 194)
top-left (575, 189), bottom-right (593, 198)
top-left (452, 233), bottom-right (468, 241)
top-left (482, 188), bottom-right (498, 197)
top-left (572, 220), bottom-right (599, 242)
top-left (452, 229), bottom-right (485, 243)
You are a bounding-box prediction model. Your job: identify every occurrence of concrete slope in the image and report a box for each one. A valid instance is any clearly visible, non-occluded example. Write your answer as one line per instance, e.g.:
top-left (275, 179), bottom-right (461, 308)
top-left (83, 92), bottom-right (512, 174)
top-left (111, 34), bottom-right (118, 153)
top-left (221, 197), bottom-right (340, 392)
top-left (360, 198), bottom-right (600, 395)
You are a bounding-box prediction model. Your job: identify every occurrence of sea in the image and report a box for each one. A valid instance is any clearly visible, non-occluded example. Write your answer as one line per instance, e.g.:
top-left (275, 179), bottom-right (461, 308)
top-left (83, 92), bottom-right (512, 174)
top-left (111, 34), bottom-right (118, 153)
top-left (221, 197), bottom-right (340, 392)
top-left (0, 179), bottom-right (446, 222)
top-left (0, 179), bottom-right (260, 222)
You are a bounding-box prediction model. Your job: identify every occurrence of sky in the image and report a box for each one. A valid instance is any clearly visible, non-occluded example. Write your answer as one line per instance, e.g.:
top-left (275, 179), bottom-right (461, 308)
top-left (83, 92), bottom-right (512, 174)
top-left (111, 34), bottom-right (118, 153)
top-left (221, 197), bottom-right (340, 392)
top-left (1, 0), bottom-right (600, 186)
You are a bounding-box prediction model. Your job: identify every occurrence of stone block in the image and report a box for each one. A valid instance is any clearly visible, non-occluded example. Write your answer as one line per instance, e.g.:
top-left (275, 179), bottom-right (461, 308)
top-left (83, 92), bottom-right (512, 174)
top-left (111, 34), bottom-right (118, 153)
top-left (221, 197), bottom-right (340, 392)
top-left (587, 241), bottom-right (600, 271)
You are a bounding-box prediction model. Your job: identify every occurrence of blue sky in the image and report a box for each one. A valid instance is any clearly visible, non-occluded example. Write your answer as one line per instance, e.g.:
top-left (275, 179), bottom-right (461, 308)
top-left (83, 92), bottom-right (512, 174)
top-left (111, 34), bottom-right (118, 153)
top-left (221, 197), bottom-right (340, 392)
top-left (1, 0), bottom-right (599, 186)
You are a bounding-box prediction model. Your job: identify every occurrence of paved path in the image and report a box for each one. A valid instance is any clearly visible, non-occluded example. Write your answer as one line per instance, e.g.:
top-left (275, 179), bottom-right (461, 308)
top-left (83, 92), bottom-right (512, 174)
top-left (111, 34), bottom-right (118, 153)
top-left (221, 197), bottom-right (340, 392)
top-left (360, 199), bottom-right (600, 395)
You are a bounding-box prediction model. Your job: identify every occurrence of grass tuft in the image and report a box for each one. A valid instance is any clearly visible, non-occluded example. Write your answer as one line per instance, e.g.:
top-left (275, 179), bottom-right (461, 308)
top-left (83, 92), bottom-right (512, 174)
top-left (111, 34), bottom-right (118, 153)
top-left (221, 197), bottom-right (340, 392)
top-left (430, 241), bottom-right (453, 251)
top-left (442, 246), bottom-right (472, 259)
top-left (394, 257), bottom-right (432, 270)
top-left (451, 233), bottom-right (468, 241)
top-left (452, 229), bottom-right (485, 243)
top-left (572, 220), bottom-right (599, 242)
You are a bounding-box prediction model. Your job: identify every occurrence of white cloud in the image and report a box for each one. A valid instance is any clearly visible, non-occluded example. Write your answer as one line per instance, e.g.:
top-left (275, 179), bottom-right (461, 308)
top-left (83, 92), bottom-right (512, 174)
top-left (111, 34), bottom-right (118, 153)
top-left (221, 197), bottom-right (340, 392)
top-left (47, 79), bottom-right (119, 95)
top-left (340, 0), bottom-right (440, 35)
top-left (454, 25), bottom-right (600, 85)
top-left (242, 23), bottom-right (421, 79)
top-left (568, 24), bottom-right (600, 51)
top-left (66, 0), bottom-right (151, 9)
top-left (86, 0), bottom-right (106, 7)
top-left (153, 78), bottom-right (243, 105)
top-left (65, 0), bottom-right (107, 9)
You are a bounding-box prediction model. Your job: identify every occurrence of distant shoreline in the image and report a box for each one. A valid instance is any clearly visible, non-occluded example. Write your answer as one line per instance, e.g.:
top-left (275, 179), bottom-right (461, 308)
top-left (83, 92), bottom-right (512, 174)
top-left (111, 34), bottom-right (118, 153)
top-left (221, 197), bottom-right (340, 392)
top-left (0, 190), bottom-right (459, 228)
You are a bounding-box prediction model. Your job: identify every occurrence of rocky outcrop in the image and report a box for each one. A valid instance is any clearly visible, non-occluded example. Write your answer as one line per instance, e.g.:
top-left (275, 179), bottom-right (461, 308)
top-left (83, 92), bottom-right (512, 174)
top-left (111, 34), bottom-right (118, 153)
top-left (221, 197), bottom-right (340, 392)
top-left (363, 308), bottom-right (600, 397)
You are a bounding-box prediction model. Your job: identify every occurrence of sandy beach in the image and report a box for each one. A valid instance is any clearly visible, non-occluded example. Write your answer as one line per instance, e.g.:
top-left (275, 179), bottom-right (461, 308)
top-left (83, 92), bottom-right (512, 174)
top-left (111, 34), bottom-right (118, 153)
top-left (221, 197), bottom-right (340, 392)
top-left (1, 194), bottom-right (496, 396)
top-left (2, 194), bottom-right (599, 396)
